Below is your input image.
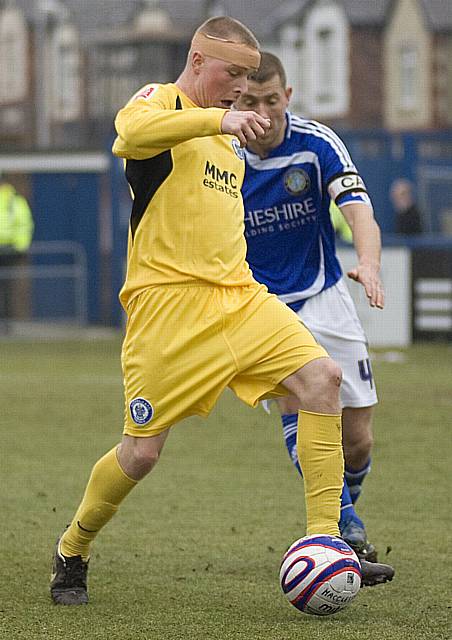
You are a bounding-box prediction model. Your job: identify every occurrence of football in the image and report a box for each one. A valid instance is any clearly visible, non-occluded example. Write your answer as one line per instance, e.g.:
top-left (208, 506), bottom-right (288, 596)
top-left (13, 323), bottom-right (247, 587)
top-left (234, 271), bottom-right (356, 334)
top-left (279, 534), bottom-right (361, 616)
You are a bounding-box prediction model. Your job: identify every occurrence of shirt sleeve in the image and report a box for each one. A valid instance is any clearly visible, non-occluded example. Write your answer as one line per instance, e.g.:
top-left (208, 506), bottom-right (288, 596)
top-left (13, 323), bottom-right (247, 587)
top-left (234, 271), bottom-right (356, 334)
top-left (319, 125), bottom-right (373, 209)
top-left (112, 85), bottom-right (226, 160)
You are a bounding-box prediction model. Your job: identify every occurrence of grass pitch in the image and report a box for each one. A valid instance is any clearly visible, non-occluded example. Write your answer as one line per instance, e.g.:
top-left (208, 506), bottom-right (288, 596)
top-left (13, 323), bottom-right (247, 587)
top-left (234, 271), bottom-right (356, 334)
top-left (1, 339), bottom-right (451, 640)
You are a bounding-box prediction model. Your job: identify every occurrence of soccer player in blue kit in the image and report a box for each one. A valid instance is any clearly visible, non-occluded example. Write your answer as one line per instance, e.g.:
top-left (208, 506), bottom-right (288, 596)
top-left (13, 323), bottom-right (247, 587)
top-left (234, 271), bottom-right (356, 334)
top-left (236, 52), bottom-right (388, 563)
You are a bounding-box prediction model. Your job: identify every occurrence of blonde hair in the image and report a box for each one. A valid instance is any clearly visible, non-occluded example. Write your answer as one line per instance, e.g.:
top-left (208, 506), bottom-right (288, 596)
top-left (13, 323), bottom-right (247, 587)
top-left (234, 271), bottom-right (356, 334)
top-left (196, 16), bottom-right (259, 49)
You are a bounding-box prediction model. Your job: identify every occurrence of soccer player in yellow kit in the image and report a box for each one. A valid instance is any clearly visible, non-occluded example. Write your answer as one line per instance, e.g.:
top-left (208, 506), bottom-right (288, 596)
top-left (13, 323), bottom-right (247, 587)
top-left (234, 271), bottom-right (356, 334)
top-left (50, 16), bottom-right (384, 606)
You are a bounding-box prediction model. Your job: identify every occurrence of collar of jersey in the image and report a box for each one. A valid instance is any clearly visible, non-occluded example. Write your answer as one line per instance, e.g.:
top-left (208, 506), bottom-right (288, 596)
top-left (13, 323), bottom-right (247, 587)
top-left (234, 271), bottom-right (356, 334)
top-left (171, 83), bottom-right (198, 108)
top-left (285, 111), bottom-right (293, 140)
top-left (245, 111), bottom-right (292, 162)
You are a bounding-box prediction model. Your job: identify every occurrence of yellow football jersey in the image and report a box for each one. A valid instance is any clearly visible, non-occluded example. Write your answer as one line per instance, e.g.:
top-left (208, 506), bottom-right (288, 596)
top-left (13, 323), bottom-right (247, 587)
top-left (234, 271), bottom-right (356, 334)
top-left (112, 83), bottom-right (255, 308)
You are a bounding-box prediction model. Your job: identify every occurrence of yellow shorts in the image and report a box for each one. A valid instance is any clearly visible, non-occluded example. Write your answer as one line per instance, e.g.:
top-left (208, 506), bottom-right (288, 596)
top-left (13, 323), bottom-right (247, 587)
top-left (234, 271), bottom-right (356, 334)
top-left (121, 283), bottom-right (328, 437)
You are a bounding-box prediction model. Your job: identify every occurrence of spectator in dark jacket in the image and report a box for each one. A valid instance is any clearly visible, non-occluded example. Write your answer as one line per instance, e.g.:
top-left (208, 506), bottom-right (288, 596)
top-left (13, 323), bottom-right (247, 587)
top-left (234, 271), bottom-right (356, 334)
top-left (390, 178), bottom-right (423, 235)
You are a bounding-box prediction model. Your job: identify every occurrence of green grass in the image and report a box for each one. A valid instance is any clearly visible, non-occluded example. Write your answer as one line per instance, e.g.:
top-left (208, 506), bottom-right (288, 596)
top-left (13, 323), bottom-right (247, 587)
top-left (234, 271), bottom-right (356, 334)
top-left (1, 339), bottom-right (451, 639)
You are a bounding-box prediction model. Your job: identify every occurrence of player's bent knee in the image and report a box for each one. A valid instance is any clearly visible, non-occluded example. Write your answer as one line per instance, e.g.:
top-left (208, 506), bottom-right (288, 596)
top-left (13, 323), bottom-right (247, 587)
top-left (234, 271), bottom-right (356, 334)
top-left (133, 441), bottom-right (161, 469)
top-left (283, 357), bottom-right (342, 398)
top-left (323, 358), bottom-right (342, 389)
top-left (119, 434), bottom-right (165, 479)
top-left (308, 357), bottom-right (342, 393)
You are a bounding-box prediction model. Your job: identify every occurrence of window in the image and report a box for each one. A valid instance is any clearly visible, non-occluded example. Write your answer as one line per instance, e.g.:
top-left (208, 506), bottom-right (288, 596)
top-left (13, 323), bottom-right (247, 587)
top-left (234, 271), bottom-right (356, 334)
top-left (317, 28), bottom-right (334, 103)
top-left (302, 2), bottom-right (349, 118)
top-left (52, 24), bottom-right (81, 121)
top-left (399, 45), bottom-right (418, 111)
top-left (89, 45), bottom-right (141, 118)
top-left (0, 8), bottom-right (28, 103)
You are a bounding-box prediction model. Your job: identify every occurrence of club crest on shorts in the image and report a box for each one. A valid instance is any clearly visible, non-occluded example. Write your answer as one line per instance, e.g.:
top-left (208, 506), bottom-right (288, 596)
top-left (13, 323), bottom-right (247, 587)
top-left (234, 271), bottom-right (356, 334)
top-left (130, 397), bottom-right (154, 425)
top-left (232, 138), bottom-right (245, 160)
top-left (284, 168), bottom-right (310, 195)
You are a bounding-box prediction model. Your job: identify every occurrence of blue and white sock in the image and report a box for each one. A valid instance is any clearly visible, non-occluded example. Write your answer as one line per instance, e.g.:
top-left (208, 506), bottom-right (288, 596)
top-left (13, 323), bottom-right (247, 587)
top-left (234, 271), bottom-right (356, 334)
top-left (339, 480), bottom-right (365, 532)
top-left (345, 459), bottom-right (372, 505)
top-left (281, 413), bottom-right (301, 473)
top-left (281, 413), bottom-right (364, 533)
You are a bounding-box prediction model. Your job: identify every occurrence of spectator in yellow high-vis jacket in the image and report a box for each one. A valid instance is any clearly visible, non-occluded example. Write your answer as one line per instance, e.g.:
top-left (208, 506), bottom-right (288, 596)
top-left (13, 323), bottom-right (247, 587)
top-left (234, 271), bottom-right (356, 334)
top-left (330, 200), bottom-right (353, 244)
top-left (0, 176), bottom-right (34, 322)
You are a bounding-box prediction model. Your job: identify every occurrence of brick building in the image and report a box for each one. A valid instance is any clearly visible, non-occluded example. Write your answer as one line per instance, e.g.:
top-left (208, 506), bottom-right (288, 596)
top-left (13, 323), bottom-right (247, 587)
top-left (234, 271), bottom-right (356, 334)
top-left (0, 0), bottom-right (451, 152)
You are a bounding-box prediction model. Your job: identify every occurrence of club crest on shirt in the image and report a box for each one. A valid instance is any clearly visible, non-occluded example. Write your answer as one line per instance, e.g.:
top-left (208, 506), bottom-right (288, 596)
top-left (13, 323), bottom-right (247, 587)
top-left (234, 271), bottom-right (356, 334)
top-left (232, 138), bottom-right (245, 160)
top-left (283, 168), bottom-right (310, 196)
top-left (130, 397), bottom-right (154, 425)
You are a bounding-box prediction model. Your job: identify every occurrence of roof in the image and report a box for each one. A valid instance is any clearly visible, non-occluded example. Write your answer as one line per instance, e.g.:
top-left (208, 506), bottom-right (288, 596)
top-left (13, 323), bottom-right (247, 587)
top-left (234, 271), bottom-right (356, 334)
top-left (420, 0), bottom-right (452, 33)
top-left (259, 1), bottom-right (311, 36)
top-left (9, 0), bottom-right (452, 42)
top-left (261, 0), bottom-right (391, 34)
top-left (342, 0), bottom-right (392, 26)
top-left (256, 0), bottom-right (452, 34)
top-left (10, 0), bottom-right (278, 42)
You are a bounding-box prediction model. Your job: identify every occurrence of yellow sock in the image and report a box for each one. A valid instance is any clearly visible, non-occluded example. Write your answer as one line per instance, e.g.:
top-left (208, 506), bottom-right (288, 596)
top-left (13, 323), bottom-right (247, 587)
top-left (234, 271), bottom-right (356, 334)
top-left (60, 446), bottom-right (137, 560)
top-left (297, 410), bottom-right (343, 537)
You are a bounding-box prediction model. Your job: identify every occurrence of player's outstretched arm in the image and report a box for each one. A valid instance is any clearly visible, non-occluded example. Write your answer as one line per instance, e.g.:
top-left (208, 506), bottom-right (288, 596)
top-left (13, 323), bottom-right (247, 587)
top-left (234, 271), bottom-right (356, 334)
top-left (113, 92), bottom-right (226, 160)
top-left (221, 110), bottom-right (271, 147)
top-left (341, 202), bottom-right (385, 309)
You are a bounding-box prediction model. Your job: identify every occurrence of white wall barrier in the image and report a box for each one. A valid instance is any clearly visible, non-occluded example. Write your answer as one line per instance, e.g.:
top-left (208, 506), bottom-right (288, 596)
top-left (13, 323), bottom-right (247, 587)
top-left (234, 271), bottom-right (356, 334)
top-left (337, 247), bottom-right (412, 347)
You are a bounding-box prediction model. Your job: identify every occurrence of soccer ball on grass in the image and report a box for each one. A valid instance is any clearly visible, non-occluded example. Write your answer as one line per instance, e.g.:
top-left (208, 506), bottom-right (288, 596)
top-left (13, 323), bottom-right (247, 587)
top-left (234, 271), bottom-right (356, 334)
top-left (279, 534), bottom-right (361, 616)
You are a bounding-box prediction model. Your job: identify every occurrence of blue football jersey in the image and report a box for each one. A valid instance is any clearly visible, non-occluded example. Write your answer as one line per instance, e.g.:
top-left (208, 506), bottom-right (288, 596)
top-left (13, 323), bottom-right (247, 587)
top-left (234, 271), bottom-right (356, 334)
top-left (243, 112), bottom-right (371, 311)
